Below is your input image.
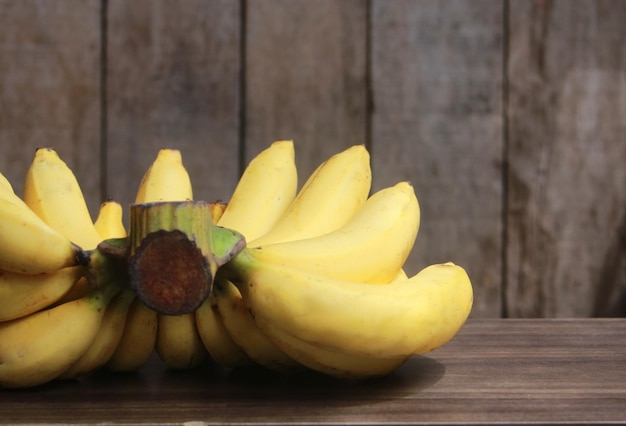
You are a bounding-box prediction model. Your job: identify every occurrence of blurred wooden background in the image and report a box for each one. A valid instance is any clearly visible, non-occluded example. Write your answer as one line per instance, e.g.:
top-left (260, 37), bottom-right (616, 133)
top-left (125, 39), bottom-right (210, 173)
top-left (0, 0), bottom-right (624, 318)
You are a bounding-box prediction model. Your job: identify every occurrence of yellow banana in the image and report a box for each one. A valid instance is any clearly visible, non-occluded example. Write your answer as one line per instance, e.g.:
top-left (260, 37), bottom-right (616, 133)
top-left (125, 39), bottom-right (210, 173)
top-left (155, 313), bottom-right (208, 370)
top-left (226, 254), bottom-right (473, 378)
top-left (106, 297), bottom-right (158, 372)
top-left (0, 197), bottom-right (81, 274)
top-left (391, 268), bottom-right (409, 282)
top-left (210, 270), bottom-right (299, 373)
top-left (59, 197), bottom-right (132, 379)
top-left (54, 199), bottom-right (128, 307)
top-left (104, 159), bottom-right (179, 373)
top-left (0, 171), bottom-right (15, 194)
top-left (60, 288), bottom-right (135, 379)
top-left (134, 149), bottom-right (193, 203)
top-left (90, 179), bottom-right (159, 374)
top-left (213, 278), bottom-right (301, 372)
top-left (217, 140), bottom-right (297, 241)
top-left (51, 276), bottom-right (91, 306)
top-left (0, 279), bottom-right (121, 388)
top-left (198, 140), bottom-right (299, 370)
top-left (261, 323), bottom-right (407, 378)
top-left (193, 221), bottom-right (254, 369)
top-left (195, 295), bottom-right (253, 368)
top-left (249, 144), bottom-right (371, 247)
top-left (94, 200), bottom-right (127, 239)
top-left (209, 201), bottom-right (228, 223)
top-left (135, 148), bottom-right (207, 370)
top-left (245, 181), bottom-right (420, 284)
top-left (22, 147), bottom-right (101, 250)
top-left (0, 266), bottom-right (84, 322)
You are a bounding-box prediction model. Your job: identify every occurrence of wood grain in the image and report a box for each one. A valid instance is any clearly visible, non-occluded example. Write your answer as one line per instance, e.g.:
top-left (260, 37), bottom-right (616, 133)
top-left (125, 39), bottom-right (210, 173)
top-left (244, 0), bottom-right (368, 183)
top-left (370, 0), bottom-right (505, 317)
top-left (0, 1), bottom-right (625, 318)
top-left (0, 0), bottom-right (102, 216)
top-left (1, 319), bottom-right (625, 425)
top-left (106, 0), bottom-right (242, 215)
top-left (506, 0), bottom-right (626, 317)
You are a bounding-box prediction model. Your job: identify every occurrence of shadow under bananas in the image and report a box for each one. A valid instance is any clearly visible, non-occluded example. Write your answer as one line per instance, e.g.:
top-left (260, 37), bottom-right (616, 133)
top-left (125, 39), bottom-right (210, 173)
top-left (225, 354), bottom-right (446, 398)
top-left (0, 354), bottom-right (445, 423)
top-left (0, 353), bottom-right (445, 397)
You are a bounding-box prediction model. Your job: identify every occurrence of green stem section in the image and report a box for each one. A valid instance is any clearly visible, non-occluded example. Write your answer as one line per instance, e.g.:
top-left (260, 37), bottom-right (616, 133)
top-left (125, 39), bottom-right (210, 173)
top-left (127, 201), bottom-right (246, 315)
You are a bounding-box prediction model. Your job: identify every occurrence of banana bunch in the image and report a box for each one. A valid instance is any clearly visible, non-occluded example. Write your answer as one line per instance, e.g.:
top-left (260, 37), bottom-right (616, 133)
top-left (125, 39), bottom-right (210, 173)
top-left (0, 140), bottom-right (472, 387)
top-left (0, 148), bottom-right (129, 388)
top-left (208, 141), bottom-right (473, 378)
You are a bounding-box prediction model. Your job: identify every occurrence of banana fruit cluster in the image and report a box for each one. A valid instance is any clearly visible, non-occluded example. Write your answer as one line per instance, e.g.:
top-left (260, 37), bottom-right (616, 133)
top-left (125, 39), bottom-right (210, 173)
top-left (0, 141), bottom-right (473, 388)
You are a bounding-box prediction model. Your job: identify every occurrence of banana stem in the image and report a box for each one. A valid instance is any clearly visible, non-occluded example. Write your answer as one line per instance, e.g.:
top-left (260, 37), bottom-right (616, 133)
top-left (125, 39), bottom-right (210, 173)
top-left (84, 238), bottom-right (130, 291)
top-left (127, 201), bottom-right (246, 315)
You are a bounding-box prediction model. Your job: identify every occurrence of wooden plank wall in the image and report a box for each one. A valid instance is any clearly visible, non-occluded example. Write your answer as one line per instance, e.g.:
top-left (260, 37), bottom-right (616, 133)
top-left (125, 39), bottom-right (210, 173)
top-left (0, 0), bottom-right (624, 318)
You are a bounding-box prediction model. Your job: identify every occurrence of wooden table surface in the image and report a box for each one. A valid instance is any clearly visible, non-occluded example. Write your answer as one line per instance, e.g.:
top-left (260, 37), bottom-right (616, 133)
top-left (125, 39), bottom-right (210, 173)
top-left (2, 318), bottom-right (626, 425)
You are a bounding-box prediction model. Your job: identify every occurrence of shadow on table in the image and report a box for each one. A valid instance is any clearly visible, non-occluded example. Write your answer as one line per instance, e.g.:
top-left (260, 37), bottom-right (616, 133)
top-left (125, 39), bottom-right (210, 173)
top-left (0, 353), bottom-right (445, 403)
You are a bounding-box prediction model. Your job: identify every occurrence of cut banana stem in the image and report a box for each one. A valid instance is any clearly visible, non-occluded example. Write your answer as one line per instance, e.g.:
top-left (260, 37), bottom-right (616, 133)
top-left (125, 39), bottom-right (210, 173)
top-left (128, 201), bottom-right (245, 315)
top-left (130, 229), bottom-right (212, 315)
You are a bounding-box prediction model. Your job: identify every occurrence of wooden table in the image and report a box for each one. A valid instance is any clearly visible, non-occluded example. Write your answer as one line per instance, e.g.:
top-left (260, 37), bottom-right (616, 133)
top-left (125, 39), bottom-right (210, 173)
top-left (2, 319), bottom-right (625, 425)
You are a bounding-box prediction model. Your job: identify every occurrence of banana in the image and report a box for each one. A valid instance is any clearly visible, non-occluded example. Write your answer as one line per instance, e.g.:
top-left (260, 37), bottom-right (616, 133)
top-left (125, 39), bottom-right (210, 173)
top-left (107, 152), bottom-right (194, 373)
top-left (0, 266), bottom-right (84, 322)
top-left (244, 181), bottom-right (420, 284)
top-left (195, 295), bottom-right (253, 368)
top-left (260, 323), bottom-right (407, 378)
top-left (22, 147), bottom-right (101, 250)
top-left (226, 254), bottom-right (473, 378)
top-left (391, 268), bottom-right (409, 282)
top-left (60, 288), bottom-right (135, 379)
top-left (155, 313), bottom-right (208, 370)
top-left (0, 171), bottom-right (14, 194)
top-left (248, 144), bottom-right (371, 247)
top-left (54, 199), bottom-right (128, 307)
top-left (59, 198), bottom-right (132, 379)
top-left (209, 201), bottom-right (228, 223)
top-left (213, 278), bottom-right (301, 372)
top-left (95, 196), bottom-right (157, 373)
top-left (94, 200), bottom-right (127, 239)
top-left (196, 141), bottom-right (299, 371)
top-left (134, 149), bottom-right (193, 203)
top-left (51, 275), bottom-right (91, 306)
top-left (106, 297), bottom-right (158, 372)
top-left (0, 197), bottom-right (81, 274)
top-left (217, 140), bottom-right (297, 241)
top-left (135, 148), bottom-right (207, 370)
top-left (0, 279), bottom-right (121, 388)
top-left (209, 143), bottom-right (376, 372)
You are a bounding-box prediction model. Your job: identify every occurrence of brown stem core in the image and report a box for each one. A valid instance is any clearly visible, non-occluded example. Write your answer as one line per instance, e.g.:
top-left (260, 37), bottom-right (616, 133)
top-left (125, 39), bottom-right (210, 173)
top-left (129, 229), bottom-right (212, 315)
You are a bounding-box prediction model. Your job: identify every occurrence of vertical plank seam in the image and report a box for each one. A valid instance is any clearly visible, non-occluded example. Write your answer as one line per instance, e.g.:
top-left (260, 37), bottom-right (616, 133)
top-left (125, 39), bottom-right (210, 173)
top-left (238, 0), bottom-right (247, 176)
top-left (501, 0), bottom-right (510, 319)
top-left (99, 0), bottom-right (109, 200)
top-left (365, 0), bottom-right (373, 161)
